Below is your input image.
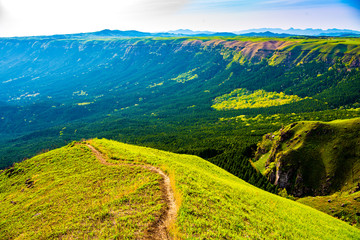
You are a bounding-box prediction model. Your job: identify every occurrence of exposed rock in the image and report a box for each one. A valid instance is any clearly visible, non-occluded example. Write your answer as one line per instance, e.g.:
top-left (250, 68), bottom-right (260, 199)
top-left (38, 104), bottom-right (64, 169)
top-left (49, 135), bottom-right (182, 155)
top-left (354, 183), bottom-right (360, 193)
top-left (4, 167), bottom-right (24, 177)
top-left (25, 178), bottom-right (34, 188)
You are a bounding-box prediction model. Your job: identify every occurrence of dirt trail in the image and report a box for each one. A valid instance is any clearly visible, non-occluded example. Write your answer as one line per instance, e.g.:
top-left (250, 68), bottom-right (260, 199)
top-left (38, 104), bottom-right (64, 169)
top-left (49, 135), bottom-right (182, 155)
top-left (85, 143), bottom-right (177, 240)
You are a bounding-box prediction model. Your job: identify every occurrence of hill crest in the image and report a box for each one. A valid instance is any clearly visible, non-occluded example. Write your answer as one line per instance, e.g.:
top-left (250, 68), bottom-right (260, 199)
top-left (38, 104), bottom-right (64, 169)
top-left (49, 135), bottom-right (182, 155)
top-left (1, 138), bottom-right (360, 238)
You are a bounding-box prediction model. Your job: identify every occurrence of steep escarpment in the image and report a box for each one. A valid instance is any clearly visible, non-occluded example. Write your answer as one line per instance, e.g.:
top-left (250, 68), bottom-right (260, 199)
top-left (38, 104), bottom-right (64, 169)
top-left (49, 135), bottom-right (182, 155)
top-left (1, 38), bottom-right (359, 130)
top-left (254, 118), bottom-right (360, 197)
top-left (1, 37), bottom-right (359, 104)
top-left (182, 38), bottom-right (360, 66)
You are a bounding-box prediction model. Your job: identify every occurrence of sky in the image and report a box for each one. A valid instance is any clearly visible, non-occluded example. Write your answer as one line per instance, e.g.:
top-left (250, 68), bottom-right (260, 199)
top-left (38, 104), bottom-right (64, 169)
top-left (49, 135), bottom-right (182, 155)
top-left (0, 0), bottom-right (359, 37)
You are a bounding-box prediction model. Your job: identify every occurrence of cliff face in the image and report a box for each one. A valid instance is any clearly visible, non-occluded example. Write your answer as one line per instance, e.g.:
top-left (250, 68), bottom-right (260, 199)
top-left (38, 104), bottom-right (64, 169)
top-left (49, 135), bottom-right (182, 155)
top-left (254, 118), bottom-right (360, 197)
top-left (1, 37), bottom-right (358, 102)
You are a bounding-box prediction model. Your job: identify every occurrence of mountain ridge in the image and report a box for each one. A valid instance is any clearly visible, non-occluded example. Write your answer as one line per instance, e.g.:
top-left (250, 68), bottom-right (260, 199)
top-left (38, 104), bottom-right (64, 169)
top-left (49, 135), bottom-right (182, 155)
top-left (4, 27), bottom-right (360, 40)
top-left (235, 27), bottom-right (360, 36)
top-left (1, 138), bottom-right (360, 238)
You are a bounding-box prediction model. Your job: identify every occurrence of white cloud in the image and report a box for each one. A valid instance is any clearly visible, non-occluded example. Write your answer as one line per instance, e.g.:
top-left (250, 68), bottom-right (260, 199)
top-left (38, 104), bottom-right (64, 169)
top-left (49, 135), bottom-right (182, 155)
top-left (0, 0), bottom-right (358, 36)
top-left (0, 0), bottom-right (191, 36)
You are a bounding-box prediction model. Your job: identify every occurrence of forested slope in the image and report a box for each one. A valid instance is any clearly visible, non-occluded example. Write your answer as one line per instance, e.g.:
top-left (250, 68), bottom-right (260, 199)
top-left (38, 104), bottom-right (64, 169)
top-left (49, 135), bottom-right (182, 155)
top-left (1, 35), bottom-right (360, 194)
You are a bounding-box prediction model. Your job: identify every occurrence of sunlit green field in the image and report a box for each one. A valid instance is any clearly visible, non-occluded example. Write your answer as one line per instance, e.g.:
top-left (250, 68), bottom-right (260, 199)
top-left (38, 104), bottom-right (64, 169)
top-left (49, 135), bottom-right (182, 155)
top-left (212, 88), bottom-right (304, 110)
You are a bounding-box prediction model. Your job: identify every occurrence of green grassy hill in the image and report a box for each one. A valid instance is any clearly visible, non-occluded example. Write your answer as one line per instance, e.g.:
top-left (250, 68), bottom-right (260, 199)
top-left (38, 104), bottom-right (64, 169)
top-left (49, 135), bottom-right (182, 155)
top-left (298, 191), bottom-right (360, 229)
top-left (254, 117), bottom-right (360, 197)
top-left (0, 142), bottom-right (165, 239)
top-left (1, 138), bottom-right (360, 239)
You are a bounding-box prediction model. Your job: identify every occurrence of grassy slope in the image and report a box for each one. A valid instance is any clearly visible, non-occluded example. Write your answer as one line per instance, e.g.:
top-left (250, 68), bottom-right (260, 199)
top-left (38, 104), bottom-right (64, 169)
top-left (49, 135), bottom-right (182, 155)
top-left (293, 118), bottom-right (360, 191)
top-left (255, 117), bottom-right (360, 194)
top-left (298, 191), bottom-right (360, 229)
top-left (291, 118), bottom-right (360, 227)
top-left (0, 143), bottom-right (164, 239)
top-left (253, 117), bottom-right (360, 226)
top-left (89, 138), bottom-right (360, 239)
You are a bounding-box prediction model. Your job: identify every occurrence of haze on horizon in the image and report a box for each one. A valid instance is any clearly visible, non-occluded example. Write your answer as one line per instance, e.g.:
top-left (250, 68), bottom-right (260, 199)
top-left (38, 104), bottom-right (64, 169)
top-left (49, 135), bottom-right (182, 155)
top-left (0, 0), bottom-right (359, 37)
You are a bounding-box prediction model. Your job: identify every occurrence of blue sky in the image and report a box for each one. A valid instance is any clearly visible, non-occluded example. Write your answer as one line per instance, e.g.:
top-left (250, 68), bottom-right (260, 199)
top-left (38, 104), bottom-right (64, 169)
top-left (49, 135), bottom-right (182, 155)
top-left (0, 0), bottom-right (359, 37)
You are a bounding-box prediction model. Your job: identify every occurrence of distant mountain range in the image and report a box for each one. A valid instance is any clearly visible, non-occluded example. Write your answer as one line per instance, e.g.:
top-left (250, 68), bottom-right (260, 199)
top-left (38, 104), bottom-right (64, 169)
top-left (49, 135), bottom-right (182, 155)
top-left (7, 28), bottom-right (360, 40)
top-left (234, 28), bottom-right (360, 37)
top-left (171, 28), bottom-right (360, 37)
top-left (11, 29), bottom-right (175, 39)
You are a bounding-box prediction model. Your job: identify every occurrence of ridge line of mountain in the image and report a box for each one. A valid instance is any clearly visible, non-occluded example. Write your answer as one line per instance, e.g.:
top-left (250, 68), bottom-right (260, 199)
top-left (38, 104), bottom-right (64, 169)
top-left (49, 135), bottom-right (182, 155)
top-left (3, 27), bottom-right (360, 40)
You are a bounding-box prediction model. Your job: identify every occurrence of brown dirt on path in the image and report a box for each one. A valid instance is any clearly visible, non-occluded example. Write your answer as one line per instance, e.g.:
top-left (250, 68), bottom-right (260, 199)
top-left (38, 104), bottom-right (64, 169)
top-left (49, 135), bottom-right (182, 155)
top-left (85, 143), bottom-right (178, 240)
